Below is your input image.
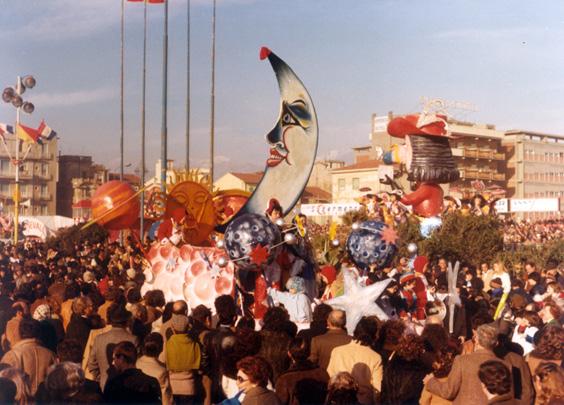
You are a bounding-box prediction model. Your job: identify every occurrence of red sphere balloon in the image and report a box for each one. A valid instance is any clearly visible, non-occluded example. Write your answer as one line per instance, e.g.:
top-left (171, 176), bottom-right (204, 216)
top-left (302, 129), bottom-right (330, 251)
top-left (91, 181), bottom-right (139, 230)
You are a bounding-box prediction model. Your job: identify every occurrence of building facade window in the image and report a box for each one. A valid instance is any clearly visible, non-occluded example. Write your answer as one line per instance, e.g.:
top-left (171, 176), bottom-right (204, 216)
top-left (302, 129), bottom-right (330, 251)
top-left (352, 177), bottom-right (360, 190)
top-left (338, 178), bottom-right (345, 192)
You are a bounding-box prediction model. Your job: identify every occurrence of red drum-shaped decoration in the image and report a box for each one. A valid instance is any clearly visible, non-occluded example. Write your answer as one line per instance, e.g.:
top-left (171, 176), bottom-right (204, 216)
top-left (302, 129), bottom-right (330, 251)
top-left (91, 180), bottom-right (139, 230)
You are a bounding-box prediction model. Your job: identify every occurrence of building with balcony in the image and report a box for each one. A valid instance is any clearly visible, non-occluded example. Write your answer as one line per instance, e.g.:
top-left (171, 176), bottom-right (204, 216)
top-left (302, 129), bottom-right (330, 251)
top-left (503, 130), bottom-right (564, 201)
top-left (0, 135), bottom-right (58, 216)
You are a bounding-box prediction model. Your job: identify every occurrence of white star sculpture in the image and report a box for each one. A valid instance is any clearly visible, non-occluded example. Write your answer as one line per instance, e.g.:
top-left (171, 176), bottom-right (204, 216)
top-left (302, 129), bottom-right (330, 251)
top-left (325, 268), bottom-right (392, 335)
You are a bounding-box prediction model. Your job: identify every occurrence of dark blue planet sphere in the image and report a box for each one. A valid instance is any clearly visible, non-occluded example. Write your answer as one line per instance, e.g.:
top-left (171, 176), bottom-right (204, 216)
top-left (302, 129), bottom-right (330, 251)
top-left (346, 220), bottom-right (398, 271)
top-left (224, 213), bottom-right (282, 270)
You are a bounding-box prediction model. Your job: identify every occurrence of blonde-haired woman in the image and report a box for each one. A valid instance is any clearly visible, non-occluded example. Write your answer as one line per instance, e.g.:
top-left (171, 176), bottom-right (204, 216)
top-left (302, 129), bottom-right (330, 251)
top-left (491, 261), bottom-right (511, 294)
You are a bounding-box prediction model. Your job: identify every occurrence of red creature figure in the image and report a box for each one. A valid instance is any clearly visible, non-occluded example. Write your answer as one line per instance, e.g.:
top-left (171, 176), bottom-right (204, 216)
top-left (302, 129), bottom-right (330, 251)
top-left (383, 113), bottom-right (459, 217)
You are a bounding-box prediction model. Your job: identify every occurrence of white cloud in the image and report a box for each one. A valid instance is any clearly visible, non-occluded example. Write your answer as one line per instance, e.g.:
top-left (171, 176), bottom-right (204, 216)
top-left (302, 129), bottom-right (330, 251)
top-left (2, 0), bottom-right (121, 41)
top-left (2, 0), bottom-right (260, 42)
top-left (430, 27), bottom-right (541, 41)
top-left (32, 87), bottom-right (117, 108)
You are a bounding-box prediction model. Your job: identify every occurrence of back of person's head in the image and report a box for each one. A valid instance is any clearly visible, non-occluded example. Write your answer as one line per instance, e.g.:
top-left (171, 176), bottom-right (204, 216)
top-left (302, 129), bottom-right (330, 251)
top-left (104, 286), bottom-right (122, 302)
top-left (327, 310), bottom-right (347, 329)
top-left (312, 303), bottom-right (333, 324)
top-left (71, 296), bottom-right (93, 316)
top-left (478, 360), bottom-right (512, 396)
top-left (262, 306), bottom-right (290, 332)
top-left (171, 300), bottom-right (188, 316)
top-left (396, 333), bottom-right (425, 362)
top-left (236, 356), bottom-right (272, 388)
top-left (531, 325), bottom-right (563, 360)
top-left (421, 324), bottom-right (449, 353)
top-left (113, 341), bottom-right (137, 366)
top-left (0, 377), bottom-right (16, 403)
top-left (143, 333), bottom-right (163, 358)
top-left (326, 372), bottom-right (359, 405)
top-left (214, 295), bottom-right (237, 325)
top-left (19, 317), bottom-right (40, 340)
top-left (353, 317), bottom-right (379, 347)
top-left (57, 339), bottom-right (84, 363)
top-left (288, 337), bottom-right (309, 363)
top-left (471, 311), bottom-right (494, 331)
top-left (125, 287), bottom-right (142, 304)
top-left (64, 283), bottom-right (81, 301)
top-left (235, 316), bottom-right (255, 331)
top-left (44, 362), bottom-right (85, 401)
top-left (107, 302), bottom-right (131, 326)
top-left (191, 304), bottom-right (212, 326)
top-left (433, 345), bottom-right (460, 378)
top-left (534, 362), bottom-right (564, 405)
top-left (476, 323), bottom-right (498, 351)
top-left (0, 367), bottom-right (32, 405)
top-left (144, 289), bottom-right (165, 308)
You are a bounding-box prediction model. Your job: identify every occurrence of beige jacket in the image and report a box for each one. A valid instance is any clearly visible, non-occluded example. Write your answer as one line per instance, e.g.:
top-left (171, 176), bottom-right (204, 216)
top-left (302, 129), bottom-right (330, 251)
top-left (327, 340), bottom-right (383, 405)
top-left (136, 355), bottom-right (173, 405)
top-left (1, 338), bottom-right (56, 394)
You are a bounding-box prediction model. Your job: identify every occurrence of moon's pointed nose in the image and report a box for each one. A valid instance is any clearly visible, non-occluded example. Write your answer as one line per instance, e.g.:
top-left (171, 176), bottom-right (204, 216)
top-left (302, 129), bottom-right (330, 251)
top-left (260, 47), bottom-right (271, 60)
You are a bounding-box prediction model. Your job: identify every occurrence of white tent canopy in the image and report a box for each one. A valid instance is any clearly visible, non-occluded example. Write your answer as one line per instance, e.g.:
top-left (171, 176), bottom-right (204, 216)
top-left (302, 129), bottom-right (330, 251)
top-left (19, 215), bottom-right (75, 241)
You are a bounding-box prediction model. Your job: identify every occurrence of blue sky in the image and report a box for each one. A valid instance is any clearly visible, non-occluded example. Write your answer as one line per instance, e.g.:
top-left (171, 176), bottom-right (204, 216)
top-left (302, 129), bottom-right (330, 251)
top-left (1, 0), bottom-right (564, 178)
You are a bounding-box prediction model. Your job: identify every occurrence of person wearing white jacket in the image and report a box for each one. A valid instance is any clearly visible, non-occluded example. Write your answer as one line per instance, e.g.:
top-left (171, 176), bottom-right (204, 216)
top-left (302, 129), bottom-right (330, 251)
top-left (267, 276), bottom-right (312, 327)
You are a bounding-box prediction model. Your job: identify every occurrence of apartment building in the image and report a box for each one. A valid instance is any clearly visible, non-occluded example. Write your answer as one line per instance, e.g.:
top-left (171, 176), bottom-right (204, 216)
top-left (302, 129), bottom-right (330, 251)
top-left (0, 135), bottom-right (58, 216)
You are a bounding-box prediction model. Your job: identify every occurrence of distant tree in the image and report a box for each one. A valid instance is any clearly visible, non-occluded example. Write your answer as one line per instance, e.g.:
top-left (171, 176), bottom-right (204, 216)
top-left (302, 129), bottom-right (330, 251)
top-left (420, 212), bottom-right (503, 268)
top-left (47, 223), bottom-right (108, 256)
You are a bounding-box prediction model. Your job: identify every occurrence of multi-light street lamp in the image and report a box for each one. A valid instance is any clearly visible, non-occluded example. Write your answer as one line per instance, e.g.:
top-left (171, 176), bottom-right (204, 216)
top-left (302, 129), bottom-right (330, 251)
top-left (2, 75), bottom-right (36, 244)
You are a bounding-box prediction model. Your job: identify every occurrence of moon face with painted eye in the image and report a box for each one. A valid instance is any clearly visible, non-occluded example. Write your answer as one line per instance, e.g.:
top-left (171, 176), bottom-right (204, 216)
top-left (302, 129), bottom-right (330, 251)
top-left (216, 47), bottom-right (318, 232)
top-left (266, 100), bottom-right (312, 168)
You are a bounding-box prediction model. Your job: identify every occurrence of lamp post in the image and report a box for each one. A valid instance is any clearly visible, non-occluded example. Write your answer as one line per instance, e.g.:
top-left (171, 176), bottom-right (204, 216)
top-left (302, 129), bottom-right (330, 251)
top-left (2, 75), bottom-right (36, 244)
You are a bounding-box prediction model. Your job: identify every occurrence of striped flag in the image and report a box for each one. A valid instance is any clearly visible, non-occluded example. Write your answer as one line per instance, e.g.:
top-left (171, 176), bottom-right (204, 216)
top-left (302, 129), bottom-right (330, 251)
top-left (16, 123), bottom-right (41, 144)
top-left (0, 123), bottom-right (14, 138)
top-left (37, 120), bottom-right (57, 141)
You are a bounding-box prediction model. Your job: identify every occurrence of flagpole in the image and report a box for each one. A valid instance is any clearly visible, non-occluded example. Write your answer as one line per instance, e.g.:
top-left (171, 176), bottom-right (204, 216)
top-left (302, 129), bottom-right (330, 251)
top-left (185, 0), bottom-right (191, 171)
top-left (140, 0), bottom-right (147, 239)
top-left (209, 0), bottom-right (216, 189)
top-left (120, 0), bottom-right (125, 182)
top-left (160, 0), bottom-right (168, 192)
top-left (13, 77), bottom-right (21, 245)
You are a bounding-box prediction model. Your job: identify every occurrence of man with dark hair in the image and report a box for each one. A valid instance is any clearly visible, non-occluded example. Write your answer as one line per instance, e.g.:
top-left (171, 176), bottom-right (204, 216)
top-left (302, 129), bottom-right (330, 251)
top-left (327, 317), bottom-right (383, 405)
top-left (203, 294), bottom-right (238, 403)
top-left (103, 341), bottom-right (161, 403)
top-left (136, 333), bottom-right (173, 405)
top-left (87, 303), bottom-right (137, 389)
top-left (309, 309), bottom-right (351, 370)
top-left (275, 337), bottom-right (329, 405)
top-left (1, 317), bottom-right (56, 395)
top-left (478, 360), bottom-right (513, 404)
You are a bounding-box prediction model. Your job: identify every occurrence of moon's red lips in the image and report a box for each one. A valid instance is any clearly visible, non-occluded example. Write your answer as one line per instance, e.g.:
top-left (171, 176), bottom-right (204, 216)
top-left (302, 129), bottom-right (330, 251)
top-left (267, 148), bottom-right (286, 167)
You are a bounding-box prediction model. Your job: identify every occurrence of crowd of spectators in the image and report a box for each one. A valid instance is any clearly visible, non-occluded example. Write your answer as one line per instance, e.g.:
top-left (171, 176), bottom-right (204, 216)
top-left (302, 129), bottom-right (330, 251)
top-left (0, 234), bottom-right (561, 404)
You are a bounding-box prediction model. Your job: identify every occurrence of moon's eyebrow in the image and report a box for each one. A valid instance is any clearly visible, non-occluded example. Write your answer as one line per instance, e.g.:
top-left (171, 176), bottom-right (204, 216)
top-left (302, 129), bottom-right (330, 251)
top-left (286, 100), bottom-right (311, 124)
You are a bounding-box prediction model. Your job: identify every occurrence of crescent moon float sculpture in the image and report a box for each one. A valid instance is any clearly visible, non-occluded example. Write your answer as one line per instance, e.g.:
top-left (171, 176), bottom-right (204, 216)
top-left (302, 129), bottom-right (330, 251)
top-left (218, 47), bottom-right (318, 231)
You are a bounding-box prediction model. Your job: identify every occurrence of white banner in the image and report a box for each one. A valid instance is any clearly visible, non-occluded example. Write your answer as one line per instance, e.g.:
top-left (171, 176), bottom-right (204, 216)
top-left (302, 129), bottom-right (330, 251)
top-left (300, 203), bottom-right (361, 217)
top-left (509, 198), bottom-right (560, 213)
